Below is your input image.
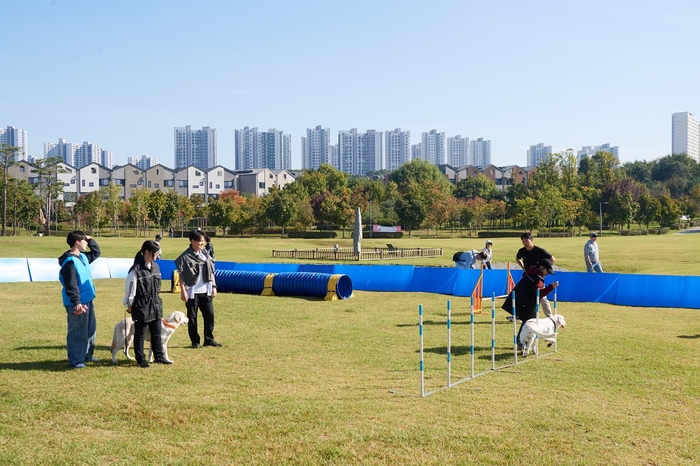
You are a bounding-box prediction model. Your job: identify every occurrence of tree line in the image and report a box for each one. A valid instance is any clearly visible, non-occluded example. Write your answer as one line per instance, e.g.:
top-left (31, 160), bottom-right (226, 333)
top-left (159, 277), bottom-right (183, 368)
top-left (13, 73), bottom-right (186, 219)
top-left (1, 142), bottom-right (698, 237)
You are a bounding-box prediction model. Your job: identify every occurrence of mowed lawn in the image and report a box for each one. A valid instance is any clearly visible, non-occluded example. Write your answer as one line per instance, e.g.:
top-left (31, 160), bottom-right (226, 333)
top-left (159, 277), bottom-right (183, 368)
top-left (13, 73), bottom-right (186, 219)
top-left (0, 232), bottom-right (699, 465)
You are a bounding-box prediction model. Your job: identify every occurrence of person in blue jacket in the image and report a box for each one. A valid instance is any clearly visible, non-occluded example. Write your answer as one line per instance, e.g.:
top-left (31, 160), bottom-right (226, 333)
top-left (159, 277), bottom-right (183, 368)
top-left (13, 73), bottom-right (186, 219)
top-left (58, 230), bottom-right (101, 368)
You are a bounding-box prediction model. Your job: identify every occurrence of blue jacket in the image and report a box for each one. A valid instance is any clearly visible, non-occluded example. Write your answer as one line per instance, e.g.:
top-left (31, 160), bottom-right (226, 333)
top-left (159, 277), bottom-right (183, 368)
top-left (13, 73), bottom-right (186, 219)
top-left (58, 239), bottom-right (100, 307)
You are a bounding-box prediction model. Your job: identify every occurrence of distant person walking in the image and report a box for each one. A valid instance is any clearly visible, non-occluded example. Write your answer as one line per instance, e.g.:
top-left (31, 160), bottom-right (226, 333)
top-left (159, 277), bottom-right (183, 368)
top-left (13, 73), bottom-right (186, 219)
top-left (515, 233), bottom-right (556, 317)
top-left (482, 240), bottom-right (493, 269)
top-left (584, 232), bottom-right (603, 273)
top-left (58, 231), bottom-right (101, 369)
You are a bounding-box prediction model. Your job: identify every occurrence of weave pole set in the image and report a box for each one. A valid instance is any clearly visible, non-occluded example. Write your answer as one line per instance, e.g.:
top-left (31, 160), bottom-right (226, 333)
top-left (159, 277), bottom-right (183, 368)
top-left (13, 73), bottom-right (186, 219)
top-left (393, 287), bottom-right (560, 398)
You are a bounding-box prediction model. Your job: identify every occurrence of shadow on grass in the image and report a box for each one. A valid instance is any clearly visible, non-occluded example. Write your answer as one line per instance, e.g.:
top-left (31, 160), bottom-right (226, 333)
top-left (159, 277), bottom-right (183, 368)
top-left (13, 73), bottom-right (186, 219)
top-left (5, 344), bottom-right (118, 371)
top-left (677, 334), bottom-right (700, 339)
top-left (420, 345), bottom-right (519, 361)
top-left (397, 320), bottom-right (516, 328)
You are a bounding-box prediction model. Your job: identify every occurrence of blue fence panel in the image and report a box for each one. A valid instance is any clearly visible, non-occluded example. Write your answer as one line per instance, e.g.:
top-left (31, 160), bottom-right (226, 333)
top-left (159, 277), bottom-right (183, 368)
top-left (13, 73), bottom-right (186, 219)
top-left (0, 258), bottom-right (30, 282)
top-left (107, 258), bottom-right (134, 279)
top-left (481, 269), bottom-right (509, 297)
top-left (451, 269), bottom-right (482, 297)
top-left (155, 259), bottom-right (176, 280)
top-left (234, 263), bottom-right (300, 273)
top-left (554, 272), bottom-right (620, 304)
top-left (333, 264), bottom-right (414, 292)
top-left (616, 274), bottom-right (686, 308)
top-left (298, 264), bottom-right (336, 274)
top-left (28, 258), bottom-right (61, 282)
top-left (678, 276), bottom-right (700, 309)
top-left (408, 267), bottom-right (460, 295)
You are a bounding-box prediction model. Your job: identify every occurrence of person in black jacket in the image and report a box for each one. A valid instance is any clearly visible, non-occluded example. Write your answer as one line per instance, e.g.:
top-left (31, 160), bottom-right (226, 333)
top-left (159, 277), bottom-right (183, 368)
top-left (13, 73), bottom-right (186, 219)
top-left (58, 231), bottom-right (101, 368)
top-left (123, 240), bottom-right (171, 368)
top-left (502, 259), bottom-right (559, 344)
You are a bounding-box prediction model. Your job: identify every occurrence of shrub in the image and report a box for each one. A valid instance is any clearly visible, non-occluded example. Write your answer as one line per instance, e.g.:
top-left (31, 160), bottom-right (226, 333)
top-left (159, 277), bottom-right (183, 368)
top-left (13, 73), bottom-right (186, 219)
top-left (620, 229), bottom-right (647, 236)
top-left (351, 231), bottom-right (403, 239)
top-left (477, 231), bottom-right (525, 238)
top-left (287, 231), bottom-right (338, 239)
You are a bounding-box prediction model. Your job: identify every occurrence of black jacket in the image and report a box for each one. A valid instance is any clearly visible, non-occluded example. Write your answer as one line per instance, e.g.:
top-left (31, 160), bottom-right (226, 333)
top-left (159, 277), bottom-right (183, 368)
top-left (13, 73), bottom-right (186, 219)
top-left (129, 261), bottom-right (163, 323)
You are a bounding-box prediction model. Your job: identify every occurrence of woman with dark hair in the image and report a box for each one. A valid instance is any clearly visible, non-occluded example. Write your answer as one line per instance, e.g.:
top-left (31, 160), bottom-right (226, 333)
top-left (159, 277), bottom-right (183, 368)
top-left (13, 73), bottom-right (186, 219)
top-left (123, 240), bottom-right (171, 368)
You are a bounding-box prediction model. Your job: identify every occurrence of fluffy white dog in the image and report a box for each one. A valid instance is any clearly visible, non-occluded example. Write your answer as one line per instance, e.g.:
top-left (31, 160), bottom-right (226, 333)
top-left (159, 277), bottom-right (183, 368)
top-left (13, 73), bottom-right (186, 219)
top-left (519, 314), bottom-right (566, 358)
top-left (110, 311), bottom-right (189, 363)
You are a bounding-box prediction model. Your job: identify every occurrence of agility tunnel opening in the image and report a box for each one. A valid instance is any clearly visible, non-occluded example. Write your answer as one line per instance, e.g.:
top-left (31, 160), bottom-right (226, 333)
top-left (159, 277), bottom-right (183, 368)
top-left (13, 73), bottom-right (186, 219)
top-left (213, 270), bottom-right (353, 300)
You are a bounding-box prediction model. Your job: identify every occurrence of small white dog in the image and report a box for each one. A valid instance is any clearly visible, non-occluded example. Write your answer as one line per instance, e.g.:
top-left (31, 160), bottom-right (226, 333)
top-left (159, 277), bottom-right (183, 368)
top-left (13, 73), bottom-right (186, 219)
top-left (110, 311), bottom-right (189, 363)
top-left (519, 314), bottom-right (566, 358)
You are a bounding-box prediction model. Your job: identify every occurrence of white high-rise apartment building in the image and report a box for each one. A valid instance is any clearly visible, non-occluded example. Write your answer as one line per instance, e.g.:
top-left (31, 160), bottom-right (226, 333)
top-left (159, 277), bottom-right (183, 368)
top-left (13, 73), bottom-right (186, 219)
top-left (337, 129), bottom-right (383, 175)
top-left (330, 143), bottom-right (338, 169)
top-left (101, 150), bottom-right (113, 169)
top-left (301, 125), bottom-right (330, 170)
top-left (235, 126), bottom-right (257, 170)
top-left (527, 143), bottom-right (551, 167)
top-left (384, 128), bottom-right (411, 171)
top-left (672, 112), bottom-right (700, 162)
top-left (45, 138), bottom-right (80, 166)
top-left (577, 144), bottom-right (620, 164)
top-left (338, 129), bottom-right (358, 174)
top-left (1, 126), bottom-right (28, 161)
top-left (447, 135), bottom-right (470, 167)
top-left (411, 144), bottom-right (421, 160)
top-left (421, 130), bottom-right (445, 165)
top-left (471, 137), bottom-right (491, 167)
top-left (74, 142), bottom-right (102, 168)
top-left (259, 129), bottom-right (291, 170)
top-left (174, 125), bottom-right (217, 169)
top-left (128, 155), bottom-right (158, 170)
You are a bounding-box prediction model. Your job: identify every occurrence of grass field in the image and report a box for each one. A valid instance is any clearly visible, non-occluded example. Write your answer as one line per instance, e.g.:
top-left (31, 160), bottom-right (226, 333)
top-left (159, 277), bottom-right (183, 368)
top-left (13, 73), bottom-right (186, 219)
top-left (1, 232), bottom-right (699, 465)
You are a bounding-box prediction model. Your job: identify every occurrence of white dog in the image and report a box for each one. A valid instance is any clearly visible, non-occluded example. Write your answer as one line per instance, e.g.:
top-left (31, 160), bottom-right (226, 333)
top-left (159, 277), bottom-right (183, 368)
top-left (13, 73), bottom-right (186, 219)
top-left (110, 311), bottom-right (189, 363)
top-left (519, 314), bottom-right (566, 358)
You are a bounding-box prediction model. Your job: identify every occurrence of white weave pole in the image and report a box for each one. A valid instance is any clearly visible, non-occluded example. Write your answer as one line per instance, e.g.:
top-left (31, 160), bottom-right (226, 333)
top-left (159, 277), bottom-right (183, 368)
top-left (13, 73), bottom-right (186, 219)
top-left (419, 304), bottom-right (425, 397)
top-left (470, 295), bottom-right (475, 378)
top-left (491, 292), bottom-right (496, 371)
top-left (511, 290), bottom-right (517, 364)
top-left (535, 288), bottom-right (540, 359)
top-left (553, 288), bottom-right (558, 353)
top-left (446, 300), bottom-right (452, 388)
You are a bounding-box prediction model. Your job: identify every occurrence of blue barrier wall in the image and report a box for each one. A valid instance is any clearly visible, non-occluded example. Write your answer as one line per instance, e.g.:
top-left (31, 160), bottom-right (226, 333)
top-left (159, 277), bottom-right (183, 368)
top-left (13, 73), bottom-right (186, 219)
top-left (9, 258), bottom-right (700, 309)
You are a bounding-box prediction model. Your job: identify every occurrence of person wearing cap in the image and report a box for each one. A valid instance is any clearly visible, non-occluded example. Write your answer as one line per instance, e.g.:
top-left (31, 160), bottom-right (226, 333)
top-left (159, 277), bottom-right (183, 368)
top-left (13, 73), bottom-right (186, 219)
top-left (455, 249), bottom-right (487, 269)
top-left (481, 240), bottom-right (493, 269)
top-left (154, 234), bottom-right (162, 259)
top-left (516, 232), bottom-right (556, 317)
top-left (584, 232), bottom-right (603, 273)
top-left (502, 258), bottom-right (559, 343)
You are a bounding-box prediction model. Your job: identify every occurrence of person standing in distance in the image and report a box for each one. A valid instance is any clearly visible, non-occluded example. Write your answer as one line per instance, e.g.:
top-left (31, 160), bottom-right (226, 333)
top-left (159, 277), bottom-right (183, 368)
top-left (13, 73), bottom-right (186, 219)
top-left (482, 240), bottom-right (493, 269)
top-left (515, 232), bottom-right (556, 317)
top-left (584, 232), bottom-right (603, 272)
top-left (154, 234), bottom-right (162, 259)
top-left (123, 240), bottom-right (171, 368)
top-left (175, 229), bottom-right (221, 348)
top-left (58, 231), bottom-right (101, 368)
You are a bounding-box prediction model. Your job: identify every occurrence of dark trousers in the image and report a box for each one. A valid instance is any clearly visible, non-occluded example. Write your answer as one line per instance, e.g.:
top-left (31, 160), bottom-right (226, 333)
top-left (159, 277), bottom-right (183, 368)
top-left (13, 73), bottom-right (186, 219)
top-left (186, 293), bottom-right (215, 345)
top-left (134, 319), bottom-right (164, 363)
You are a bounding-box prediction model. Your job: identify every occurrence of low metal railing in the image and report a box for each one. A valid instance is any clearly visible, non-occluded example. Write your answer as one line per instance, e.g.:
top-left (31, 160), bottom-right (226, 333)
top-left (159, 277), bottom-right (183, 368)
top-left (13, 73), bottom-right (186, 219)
top-left (271, 247), bottom-right (443, 261)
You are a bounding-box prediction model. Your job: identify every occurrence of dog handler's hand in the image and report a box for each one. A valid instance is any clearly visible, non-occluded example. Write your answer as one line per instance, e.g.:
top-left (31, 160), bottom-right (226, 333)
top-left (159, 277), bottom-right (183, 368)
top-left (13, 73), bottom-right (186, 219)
top-left (180, 288), bottom-right (188, 303)
top-left (73, 303), bottom-right (86, 315)
top-left (552, 281), bottom-right (559, 288)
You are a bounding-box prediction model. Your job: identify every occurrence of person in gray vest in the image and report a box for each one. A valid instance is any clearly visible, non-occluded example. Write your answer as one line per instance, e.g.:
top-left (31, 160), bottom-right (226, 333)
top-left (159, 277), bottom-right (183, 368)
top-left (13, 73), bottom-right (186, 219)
top-left (584, 232), bottom-right (603, 272)
top-left (123, 240), bottom-right (171, 368)
top-left (58, 230), bottom-right (101, 369)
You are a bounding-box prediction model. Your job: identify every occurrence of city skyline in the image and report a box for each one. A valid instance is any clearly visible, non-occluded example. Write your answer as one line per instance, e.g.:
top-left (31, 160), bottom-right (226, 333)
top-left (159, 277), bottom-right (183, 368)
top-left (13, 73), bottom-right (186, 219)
top-left (3, 1), bottom-right (700, 169)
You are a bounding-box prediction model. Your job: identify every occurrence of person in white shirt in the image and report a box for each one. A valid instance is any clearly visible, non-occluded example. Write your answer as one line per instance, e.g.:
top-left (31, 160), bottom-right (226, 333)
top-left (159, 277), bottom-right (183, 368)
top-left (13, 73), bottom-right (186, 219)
top-left (584, 232), bottom-right (603, 273)
top-left (455, 249), bottom-right (487, 269)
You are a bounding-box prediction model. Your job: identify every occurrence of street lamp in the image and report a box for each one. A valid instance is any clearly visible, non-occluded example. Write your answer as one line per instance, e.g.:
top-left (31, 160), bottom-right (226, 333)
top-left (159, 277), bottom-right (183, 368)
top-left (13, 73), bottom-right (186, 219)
top-left (599, 201), bottom-right (608, 237)
top-left (369, 200), bottom-right (373, 239)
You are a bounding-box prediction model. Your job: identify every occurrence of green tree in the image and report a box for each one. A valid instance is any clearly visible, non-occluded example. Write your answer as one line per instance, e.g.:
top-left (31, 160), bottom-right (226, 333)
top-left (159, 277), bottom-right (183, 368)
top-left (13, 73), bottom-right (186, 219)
top-left (5, 178), bottom-right (39, 235)
top-left (454, 174), bottom-right (499, 200)
top-left (635, 193), bottom-right (659, 231)
top-left (148, 190), bottom-right (168, 234)
top-left (657, 194), bottom-right (682, 227)
top-left (75, 191), bottom-right (105, 235)
top-left (30, 156), bottom-right (66, 236)
top-left (0, 144), bottom-right (19, 236)
top-left (103, 182), bottom-right (124, 235)
top-left (393, 181), bottom-right (427, 238)
top-left (264, 186), bottom-right (297, 237)
top-left (607, 192), bottom-right (636, 233)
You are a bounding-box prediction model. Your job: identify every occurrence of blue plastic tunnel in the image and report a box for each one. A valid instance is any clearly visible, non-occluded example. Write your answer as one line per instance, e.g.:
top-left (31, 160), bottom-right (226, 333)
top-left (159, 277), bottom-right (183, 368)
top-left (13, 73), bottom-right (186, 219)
top-left (272, 272), bottom-right (353, 299)
top-left (214, 269), bottom-right (353, 300)
top-left (215, 270), bottom-right (269, 295)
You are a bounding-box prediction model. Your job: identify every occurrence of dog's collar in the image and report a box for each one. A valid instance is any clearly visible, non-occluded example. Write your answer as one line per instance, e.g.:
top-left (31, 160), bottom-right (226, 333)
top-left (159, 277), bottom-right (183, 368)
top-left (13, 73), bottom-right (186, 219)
top-left (162, 319), bottom-right (176, 329)
top-left (549, 316), bottom-right (558, 329)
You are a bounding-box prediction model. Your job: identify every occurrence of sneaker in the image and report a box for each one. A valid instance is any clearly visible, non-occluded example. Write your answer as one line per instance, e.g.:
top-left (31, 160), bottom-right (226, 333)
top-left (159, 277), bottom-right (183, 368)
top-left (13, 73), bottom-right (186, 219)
top-left (138, 361), bottom-right (150, 368)
top-left (73, 363), bottom-right (86, 369)
top-left (86, 357), bottom-right (100, 363)
top-left (154, 358), bottom-right (173, 365)
top-left (506, 316), bottom-right (521, 322)
top-left (191, 343), bottom-right (200, 348)
top-left (203, 340), bottom-right (222, 347)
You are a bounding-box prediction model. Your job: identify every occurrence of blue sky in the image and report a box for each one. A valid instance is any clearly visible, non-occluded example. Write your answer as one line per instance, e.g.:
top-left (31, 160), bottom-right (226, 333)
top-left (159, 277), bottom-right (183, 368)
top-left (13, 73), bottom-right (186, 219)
top-left (3, 0), bottom-right (700, 169)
